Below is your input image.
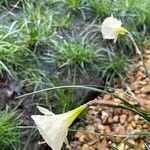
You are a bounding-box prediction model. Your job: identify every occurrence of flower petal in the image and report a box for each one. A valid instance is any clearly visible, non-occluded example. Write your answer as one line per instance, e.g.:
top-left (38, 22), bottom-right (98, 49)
top-left (37, 106), bottom-right (54, 115)
top-left (31, 115), bottom-right (67, 150)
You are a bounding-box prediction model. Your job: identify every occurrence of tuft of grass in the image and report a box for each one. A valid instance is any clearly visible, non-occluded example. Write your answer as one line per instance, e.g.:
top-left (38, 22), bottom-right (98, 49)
top-left (89, 0), bottom-right (112, 18)
top-left (52, 12), bottom-right (73, 28)
top-left (0, 22), bottom-right (24, 77)
top-left (99, 49), bottom-right (128, 84)
top-left (56, 41), bottom-right (95, 65)
top-left (0, 108), bottom-right (21, 150)
top-left (63, 0), bottom-right (84, 9)
top-left (43, 40), bottom-right (98, 74)
top-left (19, 0), bottom-right (53, 49)
top-left (0, 28), bottom-right (22, 64)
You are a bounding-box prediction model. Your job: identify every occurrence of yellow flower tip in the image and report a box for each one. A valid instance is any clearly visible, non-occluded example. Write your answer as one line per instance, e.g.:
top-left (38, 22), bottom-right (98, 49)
top-left (67, 104), bottom-right (87, 125)
top-left (32, 104), bottom-right (87, 150)
top-left (115, 26), bottom-right (127, 35)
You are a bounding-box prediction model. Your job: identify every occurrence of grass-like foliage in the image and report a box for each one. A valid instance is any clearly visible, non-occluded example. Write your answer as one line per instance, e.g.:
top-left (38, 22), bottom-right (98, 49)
top-left (89, 0), bottom-right (112, 17)
top-left (52, 12), bottom-right (73, 28)
top-left (64, 0), bottom-right (83, 9)
top-left (53, 41), bottom-right (96, 66)
top-left (43, 39), bottom-right (129, 85)
top-left (0, 108), bottom-right (21, 149)
top-left (0, 22), bottom-right (23, 77)
top-left (0, 27), bottom-right (22, 64)
top-left (98, 50), bottom-right (128, 84)
top-left (20, 0), bottom-right (53, 49)
top-left (44, 40), bottom-right (99, 76)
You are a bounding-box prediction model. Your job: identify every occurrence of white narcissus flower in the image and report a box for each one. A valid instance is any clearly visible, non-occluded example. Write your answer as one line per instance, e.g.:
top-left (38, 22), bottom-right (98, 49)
top-left (101, 16), bottom-right (127, 42)
top-left (31, 104), bottom-right (87, 150)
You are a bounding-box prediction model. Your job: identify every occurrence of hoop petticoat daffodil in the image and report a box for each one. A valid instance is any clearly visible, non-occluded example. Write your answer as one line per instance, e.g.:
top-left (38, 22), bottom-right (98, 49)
top-left (31, 104), bottom-right (87, 150)
top-left (101, 16), bottom-right (127, 42)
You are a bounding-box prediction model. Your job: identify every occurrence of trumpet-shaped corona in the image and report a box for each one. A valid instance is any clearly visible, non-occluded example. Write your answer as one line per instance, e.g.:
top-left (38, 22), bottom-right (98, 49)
top-left (101, 16), bottom-right (127, 42)
top-left (31, 104), bottom-right (87, 150)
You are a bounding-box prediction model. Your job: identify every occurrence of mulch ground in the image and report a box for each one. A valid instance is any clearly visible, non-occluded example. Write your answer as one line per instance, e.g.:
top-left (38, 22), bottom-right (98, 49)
top-left (70, 48), bottom-right (150, 150)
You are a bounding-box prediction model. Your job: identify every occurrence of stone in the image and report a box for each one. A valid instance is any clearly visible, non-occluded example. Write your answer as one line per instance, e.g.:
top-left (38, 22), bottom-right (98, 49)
top-left (107, 117), bottom-right (113, 124)
top-left (103, 94), bottom-right (111, 100)
top-left (115, 124), bottom-right (126, 135)
top-left (97, 124), bottom-right (105, 131)
top-left (87, 139), bottom-right (97, 146)
top-left (97, 143), bottom-right (107, 150)
top-left (130, 82), bottom-right (140, 91)
top-left (145, 59), bottom-right (150, 69)
top-left (137, 93), bottom-right (147, 99)
top-left (75, 131), bottom-right (82, 138)
top-left (131, 121), bottom-right (136, 128)
top-left (79, 135), bottom-right (85, 142)
top-left (141, 84), bottom-right (150, 93)
top-left (104, 126), bottom-right (111, 134)
top-left (86, 125), bottom-right (95, 132)
top-left (113, 115), bottom-right (119, 123)
top-left (101, 111), bottom-right (109, 124)
top-left (142, 124), bottom-right (149, 129)
top-left (118, 143), bottom-right (125, 150)
top-left (134, 115), bottom-right (139, 121)
top-left (134, 90), bottom-right (141, 94)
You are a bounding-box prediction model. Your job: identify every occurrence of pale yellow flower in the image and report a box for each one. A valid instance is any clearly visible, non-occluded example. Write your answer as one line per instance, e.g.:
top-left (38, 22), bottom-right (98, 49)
top-left (101, 16), bottom-right (127, 42)
top-left (31, 104), bottom-right (87, 150)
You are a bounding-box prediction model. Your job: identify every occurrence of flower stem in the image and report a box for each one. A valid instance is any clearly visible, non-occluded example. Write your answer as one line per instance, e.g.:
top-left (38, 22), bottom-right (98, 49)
top-left (127, 32), bottom-right (150, 79)
top-left (15, 85), bottom-right (108, 99)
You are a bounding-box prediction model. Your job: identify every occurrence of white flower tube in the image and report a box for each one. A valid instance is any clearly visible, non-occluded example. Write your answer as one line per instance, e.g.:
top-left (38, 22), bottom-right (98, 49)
top-left (101, 16), bottom-right (127, 42)
top-left (31, 104), bottom-right (87, 150)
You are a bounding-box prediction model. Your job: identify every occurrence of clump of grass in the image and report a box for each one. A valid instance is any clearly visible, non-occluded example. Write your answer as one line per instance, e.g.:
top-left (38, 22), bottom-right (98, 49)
top-left (42, 39), bottom-right (129, 86)
top-left (0, 28), bottom-right (22, 63)
top-left (63, 0), bottom-right (83, 9)
top-left (0, 22), bottom-right (24, 77)
top-left (19, 0), bottom-right (53, 49)
top-left (99, 50), bottom-right (128, 84)
top-left (0, 108), bottom-right (21, 149)
top-left (52, 12), bottom-right (73, 28)
top-left (43, 40), bottom-right (100, 79)
top-left (55, 41), bottom-right (96, 66)
top-left (89, 0), bottom-right (112, 18)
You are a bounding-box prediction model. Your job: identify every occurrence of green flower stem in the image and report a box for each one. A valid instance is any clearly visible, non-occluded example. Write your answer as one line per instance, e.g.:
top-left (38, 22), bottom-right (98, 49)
top-left (127, 32), bottom-right (150, 79)
top-left (15, 85), bottom-right (108, 99)
top-left (16, 85), bottom-right (150, 121)
top-left (15, 85), bottom-right (144, 108)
